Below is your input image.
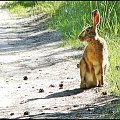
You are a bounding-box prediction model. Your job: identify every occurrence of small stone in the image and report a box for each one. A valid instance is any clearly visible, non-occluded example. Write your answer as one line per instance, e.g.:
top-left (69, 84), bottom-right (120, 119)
top-left (18, 86), bottom-right (21, 88)
top-left (38, 88), bottom-right (44, 93)
top-left (23, 76), bottom-right (28, 80)
top-left (73, 105), bottom-right (79, 107)
top-left (77, 64), bottom-right (79, 68)
top-left (10, 113), bottom-right (14, 116)
top-left (24, 111), bottom-right (29, 116)
top-left (54, 106), bottom-right (57, 108)
top-left (102, 91), bottom-right (107, 95)
top-left (59, 83), bottom-right (63, 89)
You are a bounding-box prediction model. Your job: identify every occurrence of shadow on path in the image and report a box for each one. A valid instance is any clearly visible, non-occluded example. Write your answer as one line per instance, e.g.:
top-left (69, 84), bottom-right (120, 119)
top-left (25, 88), bottom-right (84, 103)
top-left (16, 96), bottom-right (120, 119)
top-left (0, 13), bottom-right (61, 52)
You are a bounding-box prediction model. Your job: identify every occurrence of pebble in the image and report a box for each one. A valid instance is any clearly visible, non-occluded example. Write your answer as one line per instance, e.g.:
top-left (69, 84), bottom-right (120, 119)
top-left (102, 91), bottom-right (107, 95)
top-left (59, 83), bottom-right (63, 89)
top-left (23, 76), bottom-right (28, 80)
top-left (24, 111), bottom-right (29, 115)
top-left (10, 113), bottom-right (14, 116)
top-left (39, 88), bottom-right (44, 93)
top-left (73, 105), bottom-right (79, 107)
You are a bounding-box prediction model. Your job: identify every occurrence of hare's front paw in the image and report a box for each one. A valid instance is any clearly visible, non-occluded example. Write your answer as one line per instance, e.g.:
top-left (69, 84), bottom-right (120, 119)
top-left (80, 82), bottom-right (86, 89)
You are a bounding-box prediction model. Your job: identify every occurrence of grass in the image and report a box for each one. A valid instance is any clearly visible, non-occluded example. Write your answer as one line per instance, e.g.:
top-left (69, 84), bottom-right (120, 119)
top-left (106, 35), bottom-right (120, 96)
top-left (103, 104), bottom-right (120, 119)
top-left (1, 1), bottom-right (120, 95)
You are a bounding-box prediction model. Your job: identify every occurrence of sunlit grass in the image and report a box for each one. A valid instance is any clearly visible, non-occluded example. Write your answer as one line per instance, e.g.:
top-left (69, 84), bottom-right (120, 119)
top-left (106, 35), bottom-right (120, 96)
top-left (10, 4), bottom-right (29, 17)
top-left (1, 1), bottom-right (63, 17)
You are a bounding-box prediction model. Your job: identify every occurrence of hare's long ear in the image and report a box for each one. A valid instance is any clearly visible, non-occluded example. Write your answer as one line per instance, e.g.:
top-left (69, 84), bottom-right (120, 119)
top-left (92, 10), bottom-right (100, 29)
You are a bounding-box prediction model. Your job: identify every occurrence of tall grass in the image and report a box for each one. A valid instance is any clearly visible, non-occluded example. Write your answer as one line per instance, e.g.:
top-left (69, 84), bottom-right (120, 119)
top-left (2, 1), bottom-right (120, 95)
top-left (1, 1), bottom-right (36, 17)
top-left (49, 1), bottom-right (120, 48)
top-left (1, 1), bottom-right (62, 17)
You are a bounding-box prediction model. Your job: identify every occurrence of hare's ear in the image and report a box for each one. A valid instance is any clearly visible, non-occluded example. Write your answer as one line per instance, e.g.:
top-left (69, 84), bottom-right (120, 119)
top-left (92, 10), bottom-right (100, 29)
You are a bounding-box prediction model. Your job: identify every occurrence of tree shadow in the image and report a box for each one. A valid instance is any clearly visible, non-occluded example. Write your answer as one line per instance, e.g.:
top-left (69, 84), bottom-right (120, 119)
top-left (0, 10), bottom-right (83, 71)
top-left (0, 13), bottom-right (60, 52)
top-left (16, 96), bottom-right (120, 119)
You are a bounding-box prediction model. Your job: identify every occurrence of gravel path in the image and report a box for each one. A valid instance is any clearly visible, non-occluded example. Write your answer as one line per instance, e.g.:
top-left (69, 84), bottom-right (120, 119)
top-left (0, 8), bottom-right (119, 119)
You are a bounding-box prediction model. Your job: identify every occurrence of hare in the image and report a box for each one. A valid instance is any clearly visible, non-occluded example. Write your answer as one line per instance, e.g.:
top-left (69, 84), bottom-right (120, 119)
top-left (77, 10), bottom-right (108, 89)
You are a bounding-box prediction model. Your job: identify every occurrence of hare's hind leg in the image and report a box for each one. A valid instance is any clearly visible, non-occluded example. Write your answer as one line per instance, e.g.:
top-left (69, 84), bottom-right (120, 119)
top-left (79, 58), bottom-right (87, 89)
top-left (94, 65), bottom-right (104, 87)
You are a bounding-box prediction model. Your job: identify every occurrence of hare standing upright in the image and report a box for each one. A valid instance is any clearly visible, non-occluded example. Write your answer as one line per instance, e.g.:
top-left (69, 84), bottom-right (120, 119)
top-left (77, 10), bottom-right (108, 89)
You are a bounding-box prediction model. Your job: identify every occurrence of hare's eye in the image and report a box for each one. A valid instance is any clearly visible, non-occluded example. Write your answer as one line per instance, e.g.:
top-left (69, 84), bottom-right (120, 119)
top-left (86, 29), bottom-right (90, 33)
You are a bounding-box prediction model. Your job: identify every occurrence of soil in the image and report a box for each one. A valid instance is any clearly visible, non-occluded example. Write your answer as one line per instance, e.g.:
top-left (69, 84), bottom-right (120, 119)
top-left (0, 8), bottom-right (120, 119)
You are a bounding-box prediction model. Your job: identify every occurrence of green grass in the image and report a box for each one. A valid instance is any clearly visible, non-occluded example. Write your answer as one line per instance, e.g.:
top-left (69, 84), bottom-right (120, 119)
top-left (1, 1), bottom-right (36, 17)
top-left (2, 1), bottom-right (120, 96)
top-left (103, 105), bottom-right (120, 119)
top-left (1, 1), bottom-right (62, 17)
top-left (106, 35), bottom-right (120, 96)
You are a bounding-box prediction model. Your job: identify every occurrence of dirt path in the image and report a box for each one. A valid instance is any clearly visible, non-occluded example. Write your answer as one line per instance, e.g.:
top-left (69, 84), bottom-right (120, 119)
top-left (0, 8), bottom-right (119, 119)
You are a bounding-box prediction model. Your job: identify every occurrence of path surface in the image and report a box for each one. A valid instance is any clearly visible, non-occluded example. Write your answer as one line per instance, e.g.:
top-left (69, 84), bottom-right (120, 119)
top-left (0, 8), bottom-right (119, 119)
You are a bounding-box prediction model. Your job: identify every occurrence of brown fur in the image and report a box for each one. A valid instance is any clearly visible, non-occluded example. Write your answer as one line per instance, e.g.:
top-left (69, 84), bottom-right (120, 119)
top-left (77, 10), bottom-right (108, 89)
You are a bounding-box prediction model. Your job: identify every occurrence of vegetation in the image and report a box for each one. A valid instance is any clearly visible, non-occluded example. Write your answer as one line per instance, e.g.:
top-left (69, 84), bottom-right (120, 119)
top-left (103, 104), bottom-right (120, 119)
top-left (2, 1), bottom-right (120, 95)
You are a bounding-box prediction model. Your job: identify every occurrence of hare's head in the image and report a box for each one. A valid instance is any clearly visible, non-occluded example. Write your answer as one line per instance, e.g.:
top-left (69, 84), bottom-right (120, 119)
top-left (78, 10), bottom-right (100, 41)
